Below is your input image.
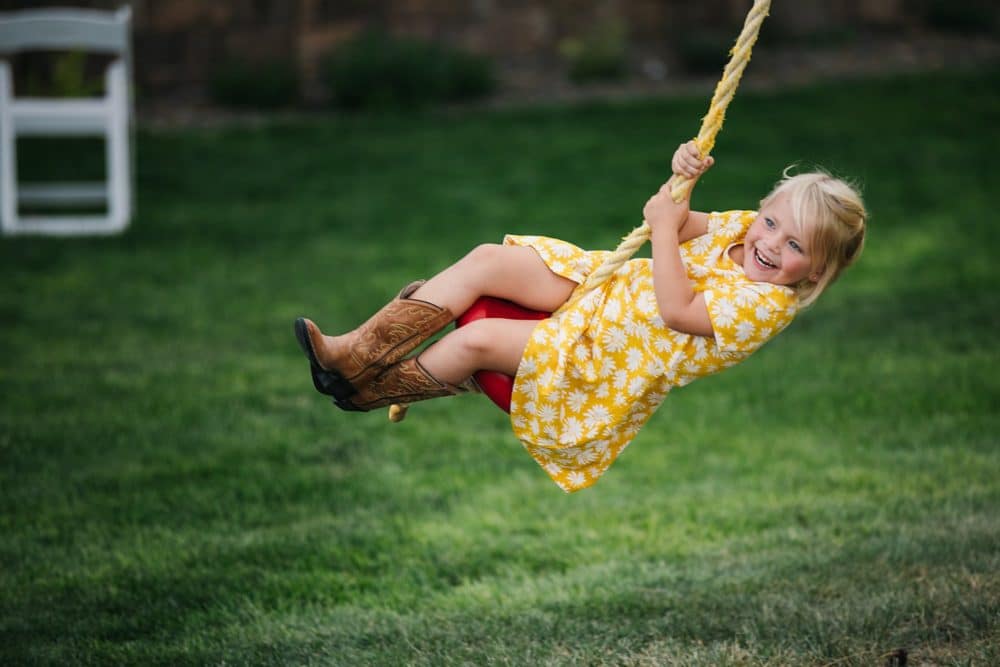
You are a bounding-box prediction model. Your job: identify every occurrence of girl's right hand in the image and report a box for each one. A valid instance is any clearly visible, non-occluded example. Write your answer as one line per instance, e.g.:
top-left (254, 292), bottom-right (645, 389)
top-left (671, 141), bottom-right (715, 180)
top-left (644, 180), bottom-right (690, 233)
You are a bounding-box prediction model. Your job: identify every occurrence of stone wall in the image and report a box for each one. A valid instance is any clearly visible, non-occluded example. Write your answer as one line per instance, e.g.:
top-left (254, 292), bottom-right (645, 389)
top-left (0, 0), bottom-right (986, 102)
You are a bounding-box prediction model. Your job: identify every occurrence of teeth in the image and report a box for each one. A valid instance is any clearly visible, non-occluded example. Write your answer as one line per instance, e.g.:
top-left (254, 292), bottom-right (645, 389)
top-left (755, 248), bottom-right (777, 269)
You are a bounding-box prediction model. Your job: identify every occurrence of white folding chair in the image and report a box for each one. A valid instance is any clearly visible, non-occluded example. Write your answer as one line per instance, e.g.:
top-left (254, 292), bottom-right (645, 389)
top-left (0, 7), bottom-right (133, 236)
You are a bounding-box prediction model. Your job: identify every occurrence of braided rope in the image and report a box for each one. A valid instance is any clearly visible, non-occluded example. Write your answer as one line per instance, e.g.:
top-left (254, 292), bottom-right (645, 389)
top-left (554, 0), bottom-right (771, 316)
top-left (389, 0), bottom-right (771, 422)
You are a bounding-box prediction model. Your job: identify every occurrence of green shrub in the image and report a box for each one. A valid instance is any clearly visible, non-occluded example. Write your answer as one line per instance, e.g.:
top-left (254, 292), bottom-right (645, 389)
top-left (757, 19), bottom-right (858, 51)
top-left (675, 31), bottom-right (732, 76)
top-left (209, 59), bottom-right (299, 109)
top-left (923, 0), bottom-right (998, 34)
top-left (52, 50), bottom-right (102, 97)
top-left (23, 51), bottom-right (102, 97)
top-left (322, 30), bottom-right (496, 110)
top-left (560, 20), bottom-right (628, 84)
top-left (436, 47), bottom-right (497, 101)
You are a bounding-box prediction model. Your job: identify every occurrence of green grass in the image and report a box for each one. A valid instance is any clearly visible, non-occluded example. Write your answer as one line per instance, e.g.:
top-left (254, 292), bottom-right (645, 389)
top-left (2, 69), bottom-right (999, 665)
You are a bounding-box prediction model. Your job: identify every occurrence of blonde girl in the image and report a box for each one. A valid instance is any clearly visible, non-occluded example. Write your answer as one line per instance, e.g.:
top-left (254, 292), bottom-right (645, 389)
top-left (295, 141), bottom-right (867, 492)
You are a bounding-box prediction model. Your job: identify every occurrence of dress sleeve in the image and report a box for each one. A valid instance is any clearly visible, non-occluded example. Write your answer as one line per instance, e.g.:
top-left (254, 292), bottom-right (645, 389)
top-left (703, 281), bottom-right (798, 353)
top-left (708, 210), bottom-right (756, 241)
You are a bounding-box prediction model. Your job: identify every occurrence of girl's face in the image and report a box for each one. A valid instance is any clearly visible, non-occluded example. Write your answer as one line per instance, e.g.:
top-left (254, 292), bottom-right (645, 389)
top-left (742, 192), bottom-right (816, 286)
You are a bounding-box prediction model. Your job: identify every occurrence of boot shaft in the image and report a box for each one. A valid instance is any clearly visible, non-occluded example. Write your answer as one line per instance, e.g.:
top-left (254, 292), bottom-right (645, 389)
top-left (345, 357), bottom-right (469, 412)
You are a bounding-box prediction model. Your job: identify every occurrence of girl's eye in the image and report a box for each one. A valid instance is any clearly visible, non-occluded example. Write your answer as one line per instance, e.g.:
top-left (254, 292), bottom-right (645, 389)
top-left (789, 240), bottom-right (803, 253)
top-left (764, 218), bottom-right (776, 229)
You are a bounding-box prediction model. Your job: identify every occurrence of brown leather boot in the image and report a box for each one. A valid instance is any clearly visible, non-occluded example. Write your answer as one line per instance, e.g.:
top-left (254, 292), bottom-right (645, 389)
top-left (294, 281), bottom-right (453, 403)
top-left (336, 357), bottom-right (471, 412)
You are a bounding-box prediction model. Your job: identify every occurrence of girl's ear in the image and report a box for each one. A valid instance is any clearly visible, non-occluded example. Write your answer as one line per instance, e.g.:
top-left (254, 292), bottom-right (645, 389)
top-left (808, 269), bottom-right (823, 283)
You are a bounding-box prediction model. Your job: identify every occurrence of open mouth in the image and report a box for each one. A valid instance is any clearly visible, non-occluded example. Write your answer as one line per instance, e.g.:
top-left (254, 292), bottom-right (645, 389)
top-left (754, 247), bottom-right (778, 270)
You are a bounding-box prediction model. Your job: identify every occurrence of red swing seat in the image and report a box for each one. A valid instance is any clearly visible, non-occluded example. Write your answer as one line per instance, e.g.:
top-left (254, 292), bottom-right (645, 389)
top-left (455, 296), bottom-right (550, 412)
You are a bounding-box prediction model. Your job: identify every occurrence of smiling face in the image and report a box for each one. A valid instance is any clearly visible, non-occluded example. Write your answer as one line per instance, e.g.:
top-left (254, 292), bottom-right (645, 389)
top-left (741, 191), bottom-right (816, 286)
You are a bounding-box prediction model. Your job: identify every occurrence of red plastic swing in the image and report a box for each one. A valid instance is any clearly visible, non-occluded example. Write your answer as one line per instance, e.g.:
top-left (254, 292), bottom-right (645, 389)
top-left (455, 296), bottom-right (549, 412)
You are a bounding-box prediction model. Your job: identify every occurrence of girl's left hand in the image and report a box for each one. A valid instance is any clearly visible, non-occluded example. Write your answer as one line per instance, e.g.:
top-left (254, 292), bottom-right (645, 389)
top-left (671, 141), bottom-right (715, 180)
top-left (643, 179), bottom-right (689, 233)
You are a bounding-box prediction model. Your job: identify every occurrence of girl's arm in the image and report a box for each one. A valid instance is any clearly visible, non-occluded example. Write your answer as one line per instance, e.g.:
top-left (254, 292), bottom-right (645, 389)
top-left (644, 143), bottom-right (716, 337)
top-left (647, 198), bottom-right (714, 337)
top-left (677, 210), bottom-right (710, 243)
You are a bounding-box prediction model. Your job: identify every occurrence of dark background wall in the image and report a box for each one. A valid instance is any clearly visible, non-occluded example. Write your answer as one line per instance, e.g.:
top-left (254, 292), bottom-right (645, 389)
top-left (1, 0), bottom-right (997, 104)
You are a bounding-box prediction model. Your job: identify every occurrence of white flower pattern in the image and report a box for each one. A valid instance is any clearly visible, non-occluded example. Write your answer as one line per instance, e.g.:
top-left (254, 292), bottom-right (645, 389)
top-left (504, 210), bottom-right (797, 492)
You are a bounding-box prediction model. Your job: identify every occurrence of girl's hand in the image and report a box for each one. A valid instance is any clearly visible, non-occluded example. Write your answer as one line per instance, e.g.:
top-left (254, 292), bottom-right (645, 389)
top-left (643, 179), bottom-right (690, 233)
top-left (671, 141), bottom-right (715, 180)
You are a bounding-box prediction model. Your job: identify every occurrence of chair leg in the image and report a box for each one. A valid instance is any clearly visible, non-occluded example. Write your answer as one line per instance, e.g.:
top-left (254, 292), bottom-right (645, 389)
top-left (106, 60), bottom-right (130, 232)
top-left (0, 63), bottom-right (17, 235)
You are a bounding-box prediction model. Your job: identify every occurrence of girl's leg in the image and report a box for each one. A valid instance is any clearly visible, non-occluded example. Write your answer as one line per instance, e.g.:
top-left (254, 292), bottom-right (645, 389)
top-left (418, 317), bottom-right (538, 384)
top-left (297, 243), bottom-right (574, 407)
top-left (342, 317), bottom-right (537, 412)
top-left (410, 244), bottom-right (577, 315)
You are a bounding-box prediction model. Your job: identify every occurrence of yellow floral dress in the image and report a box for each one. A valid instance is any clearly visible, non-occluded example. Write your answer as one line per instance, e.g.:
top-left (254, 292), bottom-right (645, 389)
top-left (504, 210), bottom-right (799, 492)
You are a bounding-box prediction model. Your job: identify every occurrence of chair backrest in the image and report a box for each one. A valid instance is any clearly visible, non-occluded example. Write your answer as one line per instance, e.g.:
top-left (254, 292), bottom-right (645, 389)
top-left (0, 7), bottom-right (131, 55)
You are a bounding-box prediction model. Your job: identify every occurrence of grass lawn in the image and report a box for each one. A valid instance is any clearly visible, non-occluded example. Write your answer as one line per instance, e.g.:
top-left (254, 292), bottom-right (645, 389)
top-left (2, 69), bottom-right (998, 665)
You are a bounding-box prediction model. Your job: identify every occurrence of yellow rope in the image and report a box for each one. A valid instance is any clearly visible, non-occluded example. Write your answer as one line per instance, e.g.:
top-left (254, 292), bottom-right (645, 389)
top-left (389, 0), bottom-right (771, 422)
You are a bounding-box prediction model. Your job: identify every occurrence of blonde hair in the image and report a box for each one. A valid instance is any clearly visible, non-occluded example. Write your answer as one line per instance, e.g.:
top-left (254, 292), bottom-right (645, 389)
top-left (760, 168), bottom-right (867, 308)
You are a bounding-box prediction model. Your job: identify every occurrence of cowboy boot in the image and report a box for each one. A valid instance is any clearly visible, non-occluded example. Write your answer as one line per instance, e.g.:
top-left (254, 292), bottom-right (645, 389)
top-left (294, 280), bottom-right (453, 402)
top-left (335, 357), bottom-right (473, 412)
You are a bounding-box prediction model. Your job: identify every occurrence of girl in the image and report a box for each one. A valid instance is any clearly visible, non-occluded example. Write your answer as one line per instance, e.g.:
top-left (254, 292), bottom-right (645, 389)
top-left (295, 141), bottom-right (867, 492)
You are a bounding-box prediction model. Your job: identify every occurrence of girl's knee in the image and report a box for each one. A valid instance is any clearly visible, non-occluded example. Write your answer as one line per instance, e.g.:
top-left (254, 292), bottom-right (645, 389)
top-left (454, 320), bottom-right (497, 356)
top-left (456, 243), bottom-right (511, 287)
top-left (464, 243), bottom-right (505, 266)
top-left (444, 318), bottom-right (534, 376)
